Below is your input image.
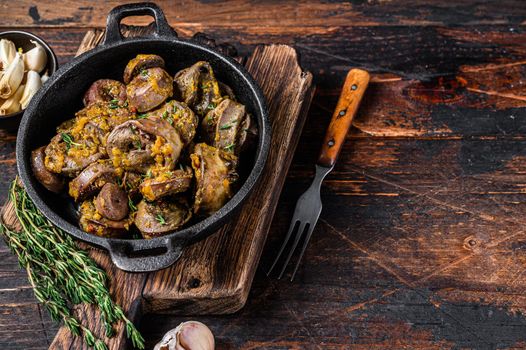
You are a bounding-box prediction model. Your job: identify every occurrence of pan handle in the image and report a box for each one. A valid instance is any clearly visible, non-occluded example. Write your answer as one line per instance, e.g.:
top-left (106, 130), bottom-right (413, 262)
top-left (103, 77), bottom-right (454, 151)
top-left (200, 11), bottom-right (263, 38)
top-left (107, 238), bottom-right (185, 272)
top-left (102, 2), bottom-right (177, 46)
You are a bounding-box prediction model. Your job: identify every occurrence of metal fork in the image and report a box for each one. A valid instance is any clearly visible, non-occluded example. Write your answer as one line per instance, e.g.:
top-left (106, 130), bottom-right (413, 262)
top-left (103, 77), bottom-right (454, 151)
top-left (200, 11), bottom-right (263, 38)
top-left (268, 69), bottom-right (370, 281)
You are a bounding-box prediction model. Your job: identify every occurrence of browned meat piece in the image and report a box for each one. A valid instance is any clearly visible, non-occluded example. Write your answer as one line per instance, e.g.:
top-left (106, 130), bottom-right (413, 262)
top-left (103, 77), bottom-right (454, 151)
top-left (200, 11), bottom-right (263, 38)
top-left (79, 199), bottom-right (131, 238)
top-left (44, 102), bottom-right (134, 177)
top-left (94, 183), bottom-right (129, 221)
top-left (236, 113), bottom-right (258, 155)
top-left (148, 100), bottom-right (198, 145)
top-left (173, 61), bottom-right (223, 117)
top-left (123, 54), bottom-right (165, 84)
top-left (139, 167), bottom-right (193, 201)
top-left (134, 198), bottom-right (192, 239)
top-left (83, 79), bottom-right (127, 107)
top-left (219, 81), bottom-right (236, 100)
top-left (106, 117), bottom-right (184, 173)
top-left (68, 160), bottom-right (117, 201)
top-left (190, 143), bottom-right (238, 216)
top-left (44, 132), bottom-right (105, 177)
top-left (31, 146), bottom-right (64, 193)
top-left (75, 100), bottom-right (134, 131)
top-left (121, 171), bottom-right (143, 193)
top-left (201, 98), bottom-right (245, 152)
top-left (127, 67), bottom-right (173, 112)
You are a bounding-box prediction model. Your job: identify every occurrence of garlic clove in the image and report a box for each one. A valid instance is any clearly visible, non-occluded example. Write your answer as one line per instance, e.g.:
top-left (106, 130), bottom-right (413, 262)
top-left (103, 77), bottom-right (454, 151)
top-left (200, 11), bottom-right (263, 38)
top-left (0, 39), bottom-right (16, 68)
top-left (19, 70), bottom-right (42, 109)
top-left (154, 321), bottom-right (215, 350)
top-left (0, 83), bottom-right (25, 115)
top-left (0, 53), bottom-right (24, 99)
top-left (23, 40), bottom-right (47, 73)
top-left (41, 71), bottom-right (49, 84)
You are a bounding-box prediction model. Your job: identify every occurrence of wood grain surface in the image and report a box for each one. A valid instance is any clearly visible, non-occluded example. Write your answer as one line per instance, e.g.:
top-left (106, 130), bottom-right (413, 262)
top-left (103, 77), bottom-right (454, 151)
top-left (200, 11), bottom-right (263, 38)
top-left (3, 1), bottom-right (526, 349)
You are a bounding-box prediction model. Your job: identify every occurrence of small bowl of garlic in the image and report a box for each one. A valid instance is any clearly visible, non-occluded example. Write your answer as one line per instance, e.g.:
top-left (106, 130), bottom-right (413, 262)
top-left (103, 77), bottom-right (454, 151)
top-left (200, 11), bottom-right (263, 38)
top-left (0, 31), bottom-right (58, 132)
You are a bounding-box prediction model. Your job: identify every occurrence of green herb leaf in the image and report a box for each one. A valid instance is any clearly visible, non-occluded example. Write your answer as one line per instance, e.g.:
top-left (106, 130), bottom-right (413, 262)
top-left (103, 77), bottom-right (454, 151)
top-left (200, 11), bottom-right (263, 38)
top-left (155, 213), bottom-right (166, 225)
top-left (161, 110), bottom-right (174, 125)
top-left (220, 123), bottom-right (232, 130)
top-left (61, 132), bottom-right (81, 150)
top-left (137, 113), bottom-right (148, 119)
top-left (128, 197), bottom-right (137, 212)
top-left (223, 143), bottom-right (235, 151)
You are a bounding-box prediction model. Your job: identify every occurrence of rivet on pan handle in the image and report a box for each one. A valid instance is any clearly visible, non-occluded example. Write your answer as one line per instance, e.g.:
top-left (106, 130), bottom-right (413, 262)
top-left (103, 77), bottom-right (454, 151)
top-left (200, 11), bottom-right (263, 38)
top-left (102, 2), bottom-right (177, 46)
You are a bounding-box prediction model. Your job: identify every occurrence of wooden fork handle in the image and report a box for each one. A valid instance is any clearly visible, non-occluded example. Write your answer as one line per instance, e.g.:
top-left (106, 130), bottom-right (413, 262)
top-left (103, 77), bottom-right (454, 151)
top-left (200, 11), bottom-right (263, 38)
top-left (317, 69), bottom-right (370, 168)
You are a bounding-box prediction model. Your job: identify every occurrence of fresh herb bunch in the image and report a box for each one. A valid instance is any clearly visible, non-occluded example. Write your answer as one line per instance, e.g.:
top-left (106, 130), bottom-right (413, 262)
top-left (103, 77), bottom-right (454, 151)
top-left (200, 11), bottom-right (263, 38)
top-left (0, 179), bottom-right (145, 350)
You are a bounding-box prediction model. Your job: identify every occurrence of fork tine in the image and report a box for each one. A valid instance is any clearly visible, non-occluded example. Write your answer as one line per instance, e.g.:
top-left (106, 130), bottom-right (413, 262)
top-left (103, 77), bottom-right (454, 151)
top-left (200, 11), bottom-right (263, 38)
top-left (277, 221), bottom-right (308, 279)
top-left (290, 222), bottom-right (316, 281)
top-left (267, 220), bottom-right (299, 275)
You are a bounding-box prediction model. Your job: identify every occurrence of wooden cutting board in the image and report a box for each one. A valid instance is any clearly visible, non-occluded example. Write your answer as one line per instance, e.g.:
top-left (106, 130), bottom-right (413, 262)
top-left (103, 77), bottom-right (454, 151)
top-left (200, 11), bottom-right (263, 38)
top-left (1, 25), bottom-right (314, 349)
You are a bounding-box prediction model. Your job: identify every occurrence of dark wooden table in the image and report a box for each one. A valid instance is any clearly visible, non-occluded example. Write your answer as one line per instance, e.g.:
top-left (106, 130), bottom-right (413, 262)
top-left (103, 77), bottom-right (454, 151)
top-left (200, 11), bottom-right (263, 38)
top-left (3, 1), bottom-right (526, 349)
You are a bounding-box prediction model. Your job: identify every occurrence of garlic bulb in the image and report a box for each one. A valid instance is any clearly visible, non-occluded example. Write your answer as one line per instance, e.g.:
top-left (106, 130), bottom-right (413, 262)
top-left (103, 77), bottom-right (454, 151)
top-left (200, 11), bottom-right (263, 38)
top-left (0, 53), bottom-right (24, 99)
top-left (23, 40), bottom-right (47, 73)
top-left (0, 39), bottom-right (16, 69)
top-left (154, 321), bottom-right (215, 350)
top-left (19, 70), bottom-right (42, 109)
top-left (0, 83), bottom-right (25, 115)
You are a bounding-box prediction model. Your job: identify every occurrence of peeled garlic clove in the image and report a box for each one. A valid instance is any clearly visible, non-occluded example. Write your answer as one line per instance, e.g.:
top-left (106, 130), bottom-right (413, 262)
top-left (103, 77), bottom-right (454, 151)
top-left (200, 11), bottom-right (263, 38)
top-left (0, 39), bottom-right (16, 68)
top-left (41, 71), bottom-right (49, 84)
top-left (23, 40), bottom-right (47, 73)
top-left (0, 53), bottom-right (24, 99)
top-left (0, 83), bottom-right (24, 115)
top-left (154, 321), bottom-right (215, 350)
top-left (19, 70), bottom-right (42, 109)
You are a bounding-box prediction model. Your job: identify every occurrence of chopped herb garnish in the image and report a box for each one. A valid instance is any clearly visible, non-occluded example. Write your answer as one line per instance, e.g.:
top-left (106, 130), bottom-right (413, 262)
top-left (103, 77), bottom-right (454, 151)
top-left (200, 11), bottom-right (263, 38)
top-left (207, 102), bottom-right (216, 110)
top-left (145, 169), bottom-right (153, 179)
top-left (128, 197), bottom-right (137, 212)
top-left (133, 139), bottom-right (142, 150)
top-left (141, 69), bottom-right (148, 76)
top-left (161, 110), bottom-right (174, 125)
top-left (164, 171), bottom-right (173, 177)
top-left (137, 113), bottom-right (148, 119)
top-left (220, 123), bottom-right (232, 130)
top-left (61, 132), bottom-right (81, 150)
top-left (108, 99), bottom-right (119, 109)
top-left (155, 214), bottom-right (166, 225)
top-left (224, 143), bottom-right (235, 151)
top-left (116, 177), bottom-right (123, 187)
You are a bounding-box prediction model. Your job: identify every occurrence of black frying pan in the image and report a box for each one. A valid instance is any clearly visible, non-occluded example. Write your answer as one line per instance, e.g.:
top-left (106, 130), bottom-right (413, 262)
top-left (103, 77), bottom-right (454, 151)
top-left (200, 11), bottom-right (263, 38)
top-left (16, 3), bottom-right (270, 272)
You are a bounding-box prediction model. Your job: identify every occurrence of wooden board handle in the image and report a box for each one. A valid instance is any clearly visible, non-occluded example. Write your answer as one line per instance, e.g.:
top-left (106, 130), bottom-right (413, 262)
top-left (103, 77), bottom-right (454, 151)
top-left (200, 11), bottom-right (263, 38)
top-left (317, 69), bottom-right (369, 168)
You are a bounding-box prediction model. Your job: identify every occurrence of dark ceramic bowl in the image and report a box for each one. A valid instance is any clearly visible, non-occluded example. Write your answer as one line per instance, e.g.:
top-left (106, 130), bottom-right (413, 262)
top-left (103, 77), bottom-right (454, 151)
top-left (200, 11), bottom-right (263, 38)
top-left (0, 31), bottom-right (58, 132)
top-left (16, 3), bottom-right (270, 272)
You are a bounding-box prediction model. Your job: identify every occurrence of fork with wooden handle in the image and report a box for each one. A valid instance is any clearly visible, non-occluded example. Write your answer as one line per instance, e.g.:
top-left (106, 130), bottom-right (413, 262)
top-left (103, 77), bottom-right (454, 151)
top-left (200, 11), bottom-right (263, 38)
top-left (268, 68), bottom-right (370, 280)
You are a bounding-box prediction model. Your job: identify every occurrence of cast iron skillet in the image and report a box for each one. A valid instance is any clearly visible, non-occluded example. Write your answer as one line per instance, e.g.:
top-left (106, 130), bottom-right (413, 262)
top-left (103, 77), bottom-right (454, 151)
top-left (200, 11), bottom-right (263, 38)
top-left (16, 3), bottom-right (270, 272)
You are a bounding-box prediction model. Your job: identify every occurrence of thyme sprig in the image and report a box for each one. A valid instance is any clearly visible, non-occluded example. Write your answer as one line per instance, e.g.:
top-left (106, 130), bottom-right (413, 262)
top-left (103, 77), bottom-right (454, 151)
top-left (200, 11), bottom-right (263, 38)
top-left (0, 179), bottom-right (144, 350)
